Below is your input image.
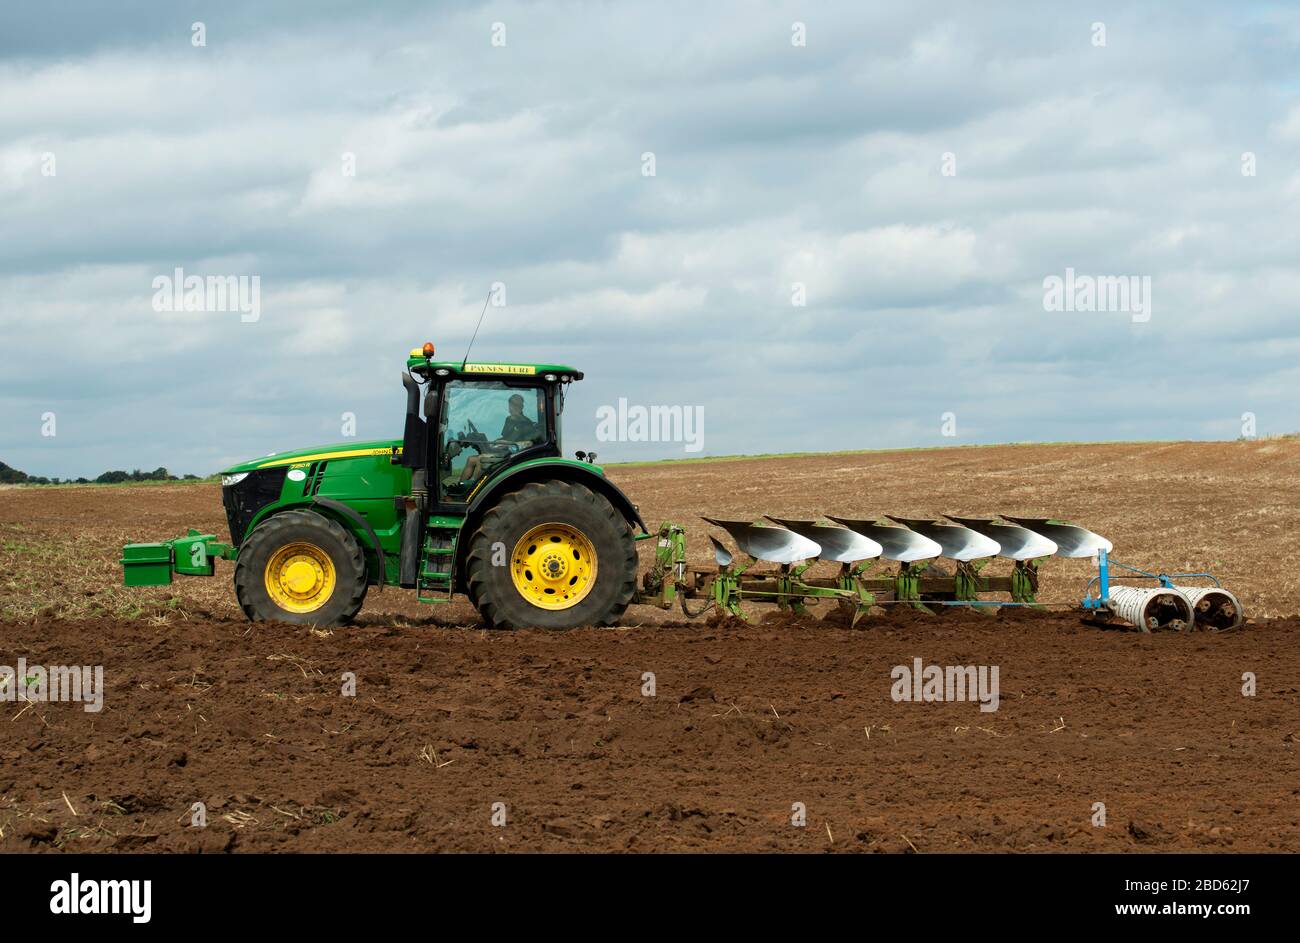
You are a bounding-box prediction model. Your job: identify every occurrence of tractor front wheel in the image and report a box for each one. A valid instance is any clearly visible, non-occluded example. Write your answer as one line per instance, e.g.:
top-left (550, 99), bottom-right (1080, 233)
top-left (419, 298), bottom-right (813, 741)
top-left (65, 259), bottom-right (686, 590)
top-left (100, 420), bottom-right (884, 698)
top-left (234, 510), bottom-right (369, 625)
top-left (464, 480), bottom-right (637, 629)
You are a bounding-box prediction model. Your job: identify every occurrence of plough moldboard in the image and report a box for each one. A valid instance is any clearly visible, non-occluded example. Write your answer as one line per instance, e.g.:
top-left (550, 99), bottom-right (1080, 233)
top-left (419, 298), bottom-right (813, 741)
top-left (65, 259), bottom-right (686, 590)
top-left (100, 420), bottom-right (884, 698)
top-left (636, 515), bottom-right (1244, 632)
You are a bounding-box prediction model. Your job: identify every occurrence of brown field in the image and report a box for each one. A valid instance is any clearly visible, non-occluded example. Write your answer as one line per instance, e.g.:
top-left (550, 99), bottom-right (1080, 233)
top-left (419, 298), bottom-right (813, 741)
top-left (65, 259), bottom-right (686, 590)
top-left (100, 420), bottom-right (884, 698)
top-left (0, 439), bottom-right (1297, 852)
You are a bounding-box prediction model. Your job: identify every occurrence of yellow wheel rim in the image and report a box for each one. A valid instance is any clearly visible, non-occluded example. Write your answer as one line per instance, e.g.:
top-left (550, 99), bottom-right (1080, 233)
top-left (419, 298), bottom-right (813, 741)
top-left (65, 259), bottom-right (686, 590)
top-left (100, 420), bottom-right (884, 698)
top-left (264, 541), bottom-right (337, 614)
top-left (510, 523), bottom-right (598, 611)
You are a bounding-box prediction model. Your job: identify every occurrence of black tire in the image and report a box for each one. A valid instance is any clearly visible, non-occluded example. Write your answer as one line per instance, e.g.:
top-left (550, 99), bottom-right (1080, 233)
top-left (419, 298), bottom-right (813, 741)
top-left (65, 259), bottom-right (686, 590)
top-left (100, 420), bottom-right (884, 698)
top-left (234, 509), bottom-right (369, 626)
top-left (464, 480), bottom-right (637, 629)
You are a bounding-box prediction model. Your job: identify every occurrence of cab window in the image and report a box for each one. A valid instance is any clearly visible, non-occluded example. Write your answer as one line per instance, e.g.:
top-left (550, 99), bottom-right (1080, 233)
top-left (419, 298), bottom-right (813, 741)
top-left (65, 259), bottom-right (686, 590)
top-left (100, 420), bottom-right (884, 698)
top-left (437, 381), bottom-right (547, 502)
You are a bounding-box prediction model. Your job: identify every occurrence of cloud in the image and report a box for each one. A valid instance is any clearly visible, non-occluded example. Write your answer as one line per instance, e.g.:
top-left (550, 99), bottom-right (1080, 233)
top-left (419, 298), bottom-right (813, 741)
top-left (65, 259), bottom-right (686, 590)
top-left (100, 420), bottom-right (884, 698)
top-left (1, 0), bottom-right (1298, 476)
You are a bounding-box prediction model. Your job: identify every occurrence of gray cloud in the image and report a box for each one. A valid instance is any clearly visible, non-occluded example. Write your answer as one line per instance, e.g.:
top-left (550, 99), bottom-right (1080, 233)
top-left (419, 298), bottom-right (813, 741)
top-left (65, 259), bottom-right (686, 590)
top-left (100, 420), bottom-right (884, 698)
top-left (1, 0), bottom-right (1298, 477)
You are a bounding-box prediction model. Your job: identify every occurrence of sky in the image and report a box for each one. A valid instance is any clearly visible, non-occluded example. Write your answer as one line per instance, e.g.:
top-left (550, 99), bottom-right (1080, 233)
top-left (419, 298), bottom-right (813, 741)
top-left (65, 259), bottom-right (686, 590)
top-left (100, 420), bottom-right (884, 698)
top-left (2, 1), bottom-right (1299, 477)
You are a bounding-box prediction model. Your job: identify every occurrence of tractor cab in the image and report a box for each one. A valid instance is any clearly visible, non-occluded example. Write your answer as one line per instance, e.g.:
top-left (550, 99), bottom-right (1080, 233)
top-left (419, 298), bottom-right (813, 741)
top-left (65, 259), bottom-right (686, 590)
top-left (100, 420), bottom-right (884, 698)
top-left (400, 345), bottom-right (585, 511)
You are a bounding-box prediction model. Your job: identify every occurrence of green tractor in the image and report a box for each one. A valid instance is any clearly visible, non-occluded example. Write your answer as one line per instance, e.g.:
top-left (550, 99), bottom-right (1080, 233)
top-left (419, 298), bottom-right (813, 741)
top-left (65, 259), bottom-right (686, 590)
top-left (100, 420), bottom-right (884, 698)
top-left (122, 345), bottom-right (646, 629)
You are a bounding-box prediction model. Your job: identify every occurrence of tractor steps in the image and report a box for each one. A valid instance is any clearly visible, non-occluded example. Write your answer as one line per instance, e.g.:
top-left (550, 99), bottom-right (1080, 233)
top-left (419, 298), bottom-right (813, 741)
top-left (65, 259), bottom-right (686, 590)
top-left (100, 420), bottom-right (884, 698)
top-left (416, 527), bottom-right (458, 603)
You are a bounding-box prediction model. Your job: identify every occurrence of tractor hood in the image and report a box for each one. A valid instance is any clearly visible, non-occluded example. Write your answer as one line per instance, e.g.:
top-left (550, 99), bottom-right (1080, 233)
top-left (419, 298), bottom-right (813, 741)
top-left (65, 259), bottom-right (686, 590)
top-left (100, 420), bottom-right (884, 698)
top-left (221, 439), bottom-right (402, 475)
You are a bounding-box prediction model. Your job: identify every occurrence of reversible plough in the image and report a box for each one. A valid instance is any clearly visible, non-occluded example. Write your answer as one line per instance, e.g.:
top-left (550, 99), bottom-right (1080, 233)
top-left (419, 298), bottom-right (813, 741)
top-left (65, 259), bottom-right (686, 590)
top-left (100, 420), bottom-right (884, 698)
top-left (637, 515), bottom-right (1244, 632)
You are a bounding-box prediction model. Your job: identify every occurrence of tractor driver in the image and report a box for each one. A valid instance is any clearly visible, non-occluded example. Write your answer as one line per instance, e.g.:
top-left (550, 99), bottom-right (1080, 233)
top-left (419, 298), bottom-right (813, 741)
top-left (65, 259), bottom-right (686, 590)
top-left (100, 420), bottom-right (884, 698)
top-left (458, 393), bottom-right (541, 483)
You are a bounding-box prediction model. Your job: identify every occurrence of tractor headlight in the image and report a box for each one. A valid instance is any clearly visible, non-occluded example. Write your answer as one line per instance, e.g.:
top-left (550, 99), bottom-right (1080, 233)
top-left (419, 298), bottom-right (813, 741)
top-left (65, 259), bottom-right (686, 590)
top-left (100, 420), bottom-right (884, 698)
top-left (221, 473), bottom-right (249, 487)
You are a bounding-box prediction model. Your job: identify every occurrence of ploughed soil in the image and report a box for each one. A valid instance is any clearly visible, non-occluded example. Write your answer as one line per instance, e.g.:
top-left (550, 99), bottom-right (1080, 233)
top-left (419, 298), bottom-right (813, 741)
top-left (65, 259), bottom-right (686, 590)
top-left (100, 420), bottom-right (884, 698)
top-left (1, 610), bottom-right (1297, 852)
top-left (0, 439), bottom-right (1297, 852)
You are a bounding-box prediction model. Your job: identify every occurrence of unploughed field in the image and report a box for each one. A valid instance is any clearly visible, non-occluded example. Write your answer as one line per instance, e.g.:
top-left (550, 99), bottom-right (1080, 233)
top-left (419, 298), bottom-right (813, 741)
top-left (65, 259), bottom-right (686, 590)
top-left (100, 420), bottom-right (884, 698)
top-left (0, 439), bottom-right (1297, 852)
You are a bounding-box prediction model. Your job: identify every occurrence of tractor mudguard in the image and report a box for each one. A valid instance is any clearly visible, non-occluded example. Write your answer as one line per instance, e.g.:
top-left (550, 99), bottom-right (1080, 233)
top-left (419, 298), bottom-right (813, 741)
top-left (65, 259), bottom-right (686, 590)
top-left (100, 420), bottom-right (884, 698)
top-left (465, 459), bottom-right (648, 535)
top-left (243, 500), bottom-right (393, 588)
top-left (311, 496), bottom-right (387, 589)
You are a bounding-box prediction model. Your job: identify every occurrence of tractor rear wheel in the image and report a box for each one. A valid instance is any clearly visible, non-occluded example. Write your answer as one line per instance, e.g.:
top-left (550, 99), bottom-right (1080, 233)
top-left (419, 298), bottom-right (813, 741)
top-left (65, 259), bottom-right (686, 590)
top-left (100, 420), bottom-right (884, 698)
top-left (234, 510), bottom-right (369, 625)
top-left (464, 480), bottom-right (637, 629)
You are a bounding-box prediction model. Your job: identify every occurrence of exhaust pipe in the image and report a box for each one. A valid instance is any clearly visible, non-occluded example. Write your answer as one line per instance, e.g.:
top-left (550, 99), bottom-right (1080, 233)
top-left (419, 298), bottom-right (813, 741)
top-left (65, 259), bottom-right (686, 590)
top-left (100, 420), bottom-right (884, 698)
top-left (399, 372), bottom-right (429, 469)
top-left (402, 371), bottom-right (421, 415)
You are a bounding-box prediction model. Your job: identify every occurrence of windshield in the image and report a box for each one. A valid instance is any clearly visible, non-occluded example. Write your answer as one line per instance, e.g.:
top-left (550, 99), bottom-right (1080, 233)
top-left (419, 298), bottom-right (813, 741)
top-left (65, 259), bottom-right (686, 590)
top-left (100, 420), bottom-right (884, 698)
top-left (437, 381), bottom-right (548, 502)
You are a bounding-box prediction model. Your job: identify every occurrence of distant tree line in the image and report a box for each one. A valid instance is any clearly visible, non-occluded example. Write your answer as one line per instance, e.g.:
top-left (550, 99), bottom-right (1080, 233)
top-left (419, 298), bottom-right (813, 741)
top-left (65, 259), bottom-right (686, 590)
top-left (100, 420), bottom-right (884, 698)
top-left (0, 461), bottom-right (201, 485)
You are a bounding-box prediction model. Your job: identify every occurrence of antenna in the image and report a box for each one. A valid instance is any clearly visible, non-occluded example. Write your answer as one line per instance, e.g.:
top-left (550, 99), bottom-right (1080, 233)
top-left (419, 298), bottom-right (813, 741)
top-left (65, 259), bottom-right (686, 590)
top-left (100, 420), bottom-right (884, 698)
top-left (461, 288), bottom-right (493, 370)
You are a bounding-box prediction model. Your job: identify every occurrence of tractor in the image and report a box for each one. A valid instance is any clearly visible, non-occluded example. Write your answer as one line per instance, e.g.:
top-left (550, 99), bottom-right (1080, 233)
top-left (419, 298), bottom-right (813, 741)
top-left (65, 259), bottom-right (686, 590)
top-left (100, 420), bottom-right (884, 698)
top-left (121, 344), bottom-right (645, 629)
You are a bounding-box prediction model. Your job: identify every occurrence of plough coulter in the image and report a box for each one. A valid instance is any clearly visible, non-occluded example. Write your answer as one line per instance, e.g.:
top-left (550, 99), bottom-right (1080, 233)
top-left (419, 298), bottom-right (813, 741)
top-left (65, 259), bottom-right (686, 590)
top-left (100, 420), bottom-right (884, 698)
top-left (120, 344), bottom-right (1245, 633)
